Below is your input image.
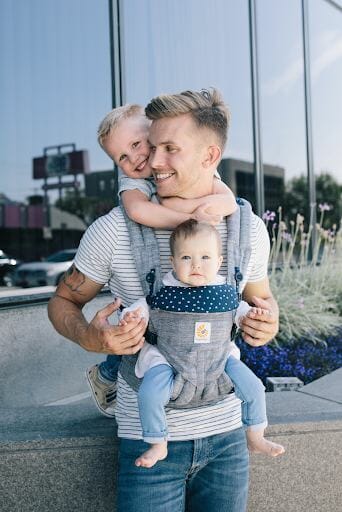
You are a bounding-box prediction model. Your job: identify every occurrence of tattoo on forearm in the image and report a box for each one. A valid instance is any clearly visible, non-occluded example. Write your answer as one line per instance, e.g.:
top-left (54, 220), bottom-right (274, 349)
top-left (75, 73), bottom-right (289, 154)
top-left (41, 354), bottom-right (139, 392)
top-left (63, 264), bottom-right (86, 294)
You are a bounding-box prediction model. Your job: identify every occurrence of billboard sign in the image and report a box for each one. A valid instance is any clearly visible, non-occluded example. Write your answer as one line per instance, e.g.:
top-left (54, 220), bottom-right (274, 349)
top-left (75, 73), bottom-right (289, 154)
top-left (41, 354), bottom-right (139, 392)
top-left (33, 150), bottom-right (89, 180)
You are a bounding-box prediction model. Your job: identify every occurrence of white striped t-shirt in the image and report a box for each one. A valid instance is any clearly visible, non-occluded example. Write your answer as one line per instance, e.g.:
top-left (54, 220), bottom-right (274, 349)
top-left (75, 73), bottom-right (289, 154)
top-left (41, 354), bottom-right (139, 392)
top-left (75, 206), bottom-right (270, 440)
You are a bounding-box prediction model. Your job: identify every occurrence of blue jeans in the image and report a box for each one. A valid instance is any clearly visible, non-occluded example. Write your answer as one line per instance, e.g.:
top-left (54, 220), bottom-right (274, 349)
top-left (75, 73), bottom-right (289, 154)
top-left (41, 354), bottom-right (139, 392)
top-left (98, 355), bottom-right (121, 381)
top-left (118, 428), bottom-right (249, 512)
top-left (138, 357), bottom-right (266, 443)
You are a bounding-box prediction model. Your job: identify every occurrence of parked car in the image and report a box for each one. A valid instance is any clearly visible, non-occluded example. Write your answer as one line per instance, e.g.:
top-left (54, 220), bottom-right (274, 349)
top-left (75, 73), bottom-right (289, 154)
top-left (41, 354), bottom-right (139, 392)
top-left (13, 249), bottom-right (77, 288)
top-left (0, 250), bottom-right (21, 286)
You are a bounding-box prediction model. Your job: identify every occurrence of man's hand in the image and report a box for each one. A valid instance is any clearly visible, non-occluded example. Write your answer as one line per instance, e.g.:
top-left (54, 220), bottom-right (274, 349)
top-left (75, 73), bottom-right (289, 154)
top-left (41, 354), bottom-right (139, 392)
top-left (239, 296), bottom-right (278, 347)
top-left (84, 298), bottom-right (146, 355)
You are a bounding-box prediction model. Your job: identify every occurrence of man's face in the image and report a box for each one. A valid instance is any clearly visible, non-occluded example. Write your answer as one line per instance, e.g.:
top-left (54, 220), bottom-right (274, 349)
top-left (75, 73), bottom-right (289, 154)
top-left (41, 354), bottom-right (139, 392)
top-left (102, 115), bottom-right (152, 179)
top-left (148, 114), bottom-right (214, 198)
top-left (171, 231), bottom-right (223, 286)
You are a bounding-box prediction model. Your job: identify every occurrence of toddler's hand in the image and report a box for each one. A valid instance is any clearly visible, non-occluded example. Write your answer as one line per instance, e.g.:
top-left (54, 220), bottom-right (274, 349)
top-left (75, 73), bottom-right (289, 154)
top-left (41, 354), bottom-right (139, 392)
top-left (192, 204), bottom-right (223, 225)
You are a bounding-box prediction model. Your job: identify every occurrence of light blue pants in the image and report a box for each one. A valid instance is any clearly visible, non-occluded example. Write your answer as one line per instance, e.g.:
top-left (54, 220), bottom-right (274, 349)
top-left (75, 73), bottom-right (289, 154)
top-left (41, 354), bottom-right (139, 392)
top-left (225, 355), bottom-right (267, 431)
top-left (138, 357), bottom-right (266, 443)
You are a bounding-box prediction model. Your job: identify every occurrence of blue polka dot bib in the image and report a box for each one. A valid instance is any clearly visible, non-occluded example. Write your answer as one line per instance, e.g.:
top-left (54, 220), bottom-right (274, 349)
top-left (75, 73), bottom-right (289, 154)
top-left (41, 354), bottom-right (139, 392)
top-left (150, 284), bottom-right (239, 313)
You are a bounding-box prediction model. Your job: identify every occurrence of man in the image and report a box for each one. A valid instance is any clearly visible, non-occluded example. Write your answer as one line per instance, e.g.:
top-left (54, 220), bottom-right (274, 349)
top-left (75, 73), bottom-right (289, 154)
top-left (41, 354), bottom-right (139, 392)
top-left (48, 88), bottom-right (278, 511)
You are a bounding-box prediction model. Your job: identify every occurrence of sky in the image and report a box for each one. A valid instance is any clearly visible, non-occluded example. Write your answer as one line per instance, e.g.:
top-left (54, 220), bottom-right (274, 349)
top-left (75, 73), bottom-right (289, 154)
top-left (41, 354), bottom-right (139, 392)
top-left (0, 0), bottom-right (341, 203)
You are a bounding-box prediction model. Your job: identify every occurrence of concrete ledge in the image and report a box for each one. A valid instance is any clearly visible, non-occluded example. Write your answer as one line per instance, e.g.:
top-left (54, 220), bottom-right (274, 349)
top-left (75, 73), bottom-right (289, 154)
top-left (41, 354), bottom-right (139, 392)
top-left (0, 401), bottom-right (118, 512)
top-left (1, 395), bottom-right (341, 512)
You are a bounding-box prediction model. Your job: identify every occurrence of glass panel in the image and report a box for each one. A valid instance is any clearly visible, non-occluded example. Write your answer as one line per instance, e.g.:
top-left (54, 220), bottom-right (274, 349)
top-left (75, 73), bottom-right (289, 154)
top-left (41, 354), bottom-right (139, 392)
top-left (309, 0), bottom-right (342, 228)
top-left (121, 0), bottom-right (255, 201)
top-left (257, 0), bottom-right (307, 218)
top-left (0, 0), bottom-right (111, 293)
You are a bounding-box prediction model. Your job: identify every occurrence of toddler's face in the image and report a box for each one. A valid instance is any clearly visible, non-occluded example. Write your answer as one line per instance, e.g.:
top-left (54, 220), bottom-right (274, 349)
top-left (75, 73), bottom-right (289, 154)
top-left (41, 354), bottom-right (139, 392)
top-left (171, 232), bottom-right (223, 287)
top-left (102, 115), bottom-right (152, 179)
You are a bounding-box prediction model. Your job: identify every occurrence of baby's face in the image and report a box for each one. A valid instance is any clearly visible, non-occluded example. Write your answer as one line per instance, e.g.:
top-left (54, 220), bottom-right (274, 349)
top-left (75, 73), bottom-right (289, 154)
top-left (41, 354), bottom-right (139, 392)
top-left (102, 115), bottom-right (152, 179)
top-left (171, 232), bottom-right (223, 287)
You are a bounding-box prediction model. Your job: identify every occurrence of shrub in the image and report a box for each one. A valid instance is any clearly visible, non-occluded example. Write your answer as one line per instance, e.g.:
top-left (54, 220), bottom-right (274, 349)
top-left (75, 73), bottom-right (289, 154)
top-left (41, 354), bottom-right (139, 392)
top-left (263, 204), bottom-right (342, 345)
top-left (236, 330), bottom-right (342, 385)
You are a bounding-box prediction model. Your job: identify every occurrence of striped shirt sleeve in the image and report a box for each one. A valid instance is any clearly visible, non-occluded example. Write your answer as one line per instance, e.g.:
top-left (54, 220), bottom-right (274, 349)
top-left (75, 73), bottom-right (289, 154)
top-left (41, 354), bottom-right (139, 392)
top-left (74, 210), bottom-right (118, 284)
top-left (247, 214), bottom-right (270, 283)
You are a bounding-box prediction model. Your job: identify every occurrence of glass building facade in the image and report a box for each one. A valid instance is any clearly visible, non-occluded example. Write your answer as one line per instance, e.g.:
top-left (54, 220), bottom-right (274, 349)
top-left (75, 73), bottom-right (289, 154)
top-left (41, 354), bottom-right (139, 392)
top-left (0, 0), bottom-right (341, 267)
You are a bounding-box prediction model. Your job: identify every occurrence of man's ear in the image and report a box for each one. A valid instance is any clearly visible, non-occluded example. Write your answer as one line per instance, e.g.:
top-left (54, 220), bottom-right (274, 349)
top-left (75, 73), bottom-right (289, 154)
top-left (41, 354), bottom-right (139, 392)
top-left (202, 145), bottom-right (222, 169)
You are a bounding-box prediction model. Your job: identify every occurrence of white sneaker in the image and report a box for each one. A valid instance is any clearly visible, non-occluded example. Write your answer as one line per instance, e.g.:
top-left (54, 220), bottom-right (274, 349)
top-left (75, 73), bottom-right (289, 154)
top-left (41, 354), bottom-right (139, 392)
top-left (86, 364), bottom-right (117, 418)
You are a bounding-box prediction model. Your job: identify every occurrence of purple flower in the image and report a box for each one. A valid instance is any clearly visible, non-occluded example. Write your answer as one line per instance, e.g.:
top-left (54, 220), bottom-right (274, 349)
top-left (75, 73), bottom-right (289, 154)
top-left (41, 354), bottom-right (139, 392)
top-left (262, 210), bottom-right (276, 222)
top-left (236, 328), bottom-right (342, 386)
top-left (318, 203), bottom-right (332, 212)
top-left (281, 232), bottom-right (292, 242)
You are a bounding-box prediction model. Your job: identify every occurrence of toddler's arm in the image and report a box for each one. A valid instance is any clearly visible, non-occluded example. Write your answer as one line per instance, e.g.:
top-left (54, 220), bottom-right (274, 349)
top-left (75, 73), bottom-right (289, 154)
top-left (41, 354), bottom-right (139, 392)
top-left (160, 179), bottom-right (237, 217)
top-left (121, 189), bottom-right (221, 229)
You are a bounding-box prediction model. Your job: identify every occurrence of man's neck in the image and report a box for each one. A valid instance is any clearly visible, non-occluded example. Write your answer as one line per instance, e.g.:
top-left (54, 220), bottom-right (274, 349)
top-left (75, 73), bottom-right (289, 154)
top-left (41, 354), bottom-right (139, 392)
top-left (180, 178), bottom-right (214, 199)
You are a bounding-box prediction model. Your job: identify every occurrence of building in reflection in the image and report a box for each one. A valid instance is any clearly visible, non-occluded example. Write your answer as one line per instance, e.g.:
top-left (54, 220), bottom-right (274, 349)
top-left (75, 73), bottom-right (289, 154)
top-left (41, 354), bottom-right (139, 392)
top-left (218, 159), bottom-right (285, 212)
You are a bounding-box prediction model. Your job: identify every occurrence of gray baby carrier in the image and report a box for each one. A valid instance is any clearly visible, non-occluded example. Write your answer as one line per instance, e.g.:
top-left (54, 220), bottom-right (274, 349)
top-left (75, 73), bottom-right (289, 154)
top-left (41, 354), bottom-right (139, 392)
top-left (119, 199), bottom-right (252, 409)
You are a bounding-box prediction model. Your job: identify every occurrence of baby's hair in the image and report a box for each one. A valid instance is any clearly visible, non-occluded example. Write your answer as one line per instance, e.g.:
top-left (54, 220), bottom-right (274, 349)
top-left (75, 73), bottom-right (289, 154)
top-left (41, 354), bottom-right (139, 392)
top-left (145, 88), bottom-right (230, 150)
top-left (97, 104), bottom-right (144, 148)
top-left (170, 219), bottom-right (222, 256)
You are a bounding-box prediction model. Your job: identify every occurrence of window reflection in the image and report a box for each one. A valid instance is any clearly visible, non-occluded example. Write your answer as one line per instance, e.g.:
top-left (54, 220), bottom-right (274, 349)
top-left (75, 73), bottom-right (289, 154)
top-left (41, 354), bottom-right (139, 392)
top-left (121, 0), bottom-right (254, 200)
top-left (309, 0), bottom-right (342, 227)
top-left (0, 1), bottom-right (111, 295)
top-left (257, 0), bottom-right (307, 217)
top-left (1, 0), bottom-right (340, 297)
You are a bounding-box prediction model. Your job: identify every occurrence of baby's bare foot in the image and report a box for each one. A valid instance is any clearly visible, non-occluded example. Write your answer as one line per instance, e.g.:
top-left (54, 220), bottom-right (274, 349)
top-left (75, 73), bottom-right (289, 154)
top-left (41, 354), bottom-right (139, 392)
top-left (135, 442), bottom-right (168, 468)
top-left (248, 436), bottom-right (285, 457)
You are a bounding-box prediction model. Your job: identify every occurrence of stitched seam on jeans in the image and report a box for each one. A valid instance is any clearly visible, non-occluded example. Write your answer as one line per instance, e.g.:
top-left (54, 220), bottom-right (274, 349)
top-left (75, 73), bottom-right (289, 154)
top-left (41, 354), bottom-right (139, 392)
top-left (180, 482), bottom-right (186, 512)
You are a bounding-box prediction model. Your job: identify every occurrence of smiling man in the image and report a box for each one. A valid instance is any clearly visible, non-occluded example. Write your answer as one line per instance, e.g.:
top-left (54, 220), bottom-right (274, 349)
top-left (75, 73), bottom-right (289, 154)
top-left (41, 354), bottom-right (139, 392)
top-left (48, 88), bottom-right (279, 512)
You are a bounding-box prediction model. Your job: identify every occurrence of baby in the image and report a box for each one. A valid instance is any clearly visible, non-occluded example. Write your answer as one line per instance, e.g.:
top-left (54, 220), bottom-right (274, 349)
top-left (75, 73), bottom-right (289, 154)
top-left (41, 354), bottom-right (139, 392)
top-left (120, 220), bottom-right (285, 468)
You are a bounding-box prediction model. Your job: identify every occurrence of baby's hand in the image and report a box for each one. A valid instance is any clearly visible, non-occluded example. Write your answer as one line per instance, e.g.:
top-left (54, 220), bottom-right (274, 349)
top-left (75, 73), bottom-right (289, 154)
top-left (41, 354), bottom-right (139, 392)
top-left (119, 307), bottom-right (143, 326)
top-left (248, 307), bottom-right (271, 319)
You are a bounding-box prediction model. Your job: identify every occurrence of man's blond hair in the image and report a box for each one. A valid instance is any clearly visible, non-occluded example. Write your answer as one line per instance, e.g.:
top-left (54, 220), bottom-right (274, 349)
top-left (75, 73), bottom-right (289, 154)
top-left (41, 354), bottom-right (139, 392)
top-left (145, 88), bottom-right (230, 150)
top-left (97, 104), bottom-right (144, 148)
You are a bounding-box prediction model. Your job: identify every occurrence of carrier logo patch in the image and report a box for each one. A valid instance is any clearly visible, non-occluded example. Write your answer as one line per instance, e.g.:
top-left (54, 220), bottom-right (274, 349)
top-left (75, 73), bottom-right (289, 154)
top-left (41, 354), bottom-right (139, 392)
top-left (194, 322), bottom-right (211, 343)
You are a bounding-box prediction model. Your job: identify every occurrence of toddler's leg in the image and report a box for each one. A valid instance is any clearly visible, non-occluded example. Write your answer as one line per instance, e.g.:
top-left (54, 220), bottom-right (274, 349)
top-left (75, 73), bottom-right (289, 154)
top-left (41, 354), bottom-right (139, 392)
top-left (225, 356), bottom-right (285, 457)
top-left (136, 364), bottom-right (174, 468)
top-left (99, 355), bottom-right (122, 381)
top-left (86, 355), bottom-right (121, 417)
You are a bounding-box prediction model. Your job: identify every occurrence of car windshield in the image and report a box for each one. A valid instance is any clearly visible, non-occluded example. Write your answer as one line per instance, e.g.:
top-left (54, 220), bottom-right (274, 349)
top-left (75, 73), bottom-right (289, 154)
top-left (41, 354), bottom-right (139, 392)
top-left (46, 251), bottom-right (77, 263)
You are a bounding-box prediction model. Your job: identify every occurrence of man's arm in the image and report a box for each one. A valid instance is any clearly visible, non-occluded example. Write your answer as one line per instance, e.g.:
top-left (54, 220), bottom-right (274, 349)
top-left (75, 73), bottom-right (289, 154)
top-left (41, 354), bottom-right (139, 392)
top-left (240, 276), bottom-right (279, 346)
top-left (48, 264), bottom-right (146, 354)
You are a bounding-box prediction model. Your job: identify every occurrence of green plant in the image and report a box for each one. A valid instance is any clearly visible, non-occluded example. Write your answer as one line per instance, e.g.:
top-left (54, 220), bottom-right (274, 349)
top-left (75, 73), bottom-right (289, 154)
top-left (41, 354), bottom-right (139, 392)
top-left (263, 205), bottom-right (342, 344)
